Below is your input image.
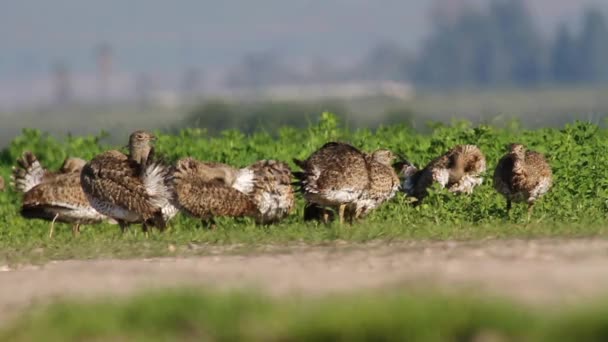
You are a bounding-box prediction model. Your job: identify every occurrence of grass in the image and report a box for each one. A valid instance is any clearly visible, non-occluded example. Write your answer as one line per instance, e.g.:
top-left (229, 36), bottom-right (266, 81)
top-left (1, 214), bottom-right (607, 265)
top-left (1, 116), bottom-right (607, 263)
top-left (4, 288), bottom-right (608, 341)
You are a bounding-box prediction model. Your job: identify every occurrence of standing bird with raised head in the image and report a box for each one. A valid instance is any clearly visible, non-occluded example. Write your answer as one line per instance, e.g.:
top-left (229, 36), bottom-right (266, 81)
top-left (398, 144), bottom-right (486, 203)
top-left (80, 130), bottom-right (178, 233)
top-left (172, 157), bottom-right (294, 225)
top-left (493, 143), bottom-right (552, 219)
top-left (11, 152), bottom-right (108, 237)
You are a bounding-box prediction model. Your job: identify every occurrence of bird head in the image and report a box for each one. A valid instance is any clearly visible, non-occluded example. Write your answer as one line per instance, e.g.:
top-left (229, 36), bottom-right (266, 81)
top-left (371, 149), bottom-right (397, 166)
top-left (508, 143), bottom-right (526, 158)
top-left (393, 158), bottom-right (418, 178)
top-left (128, 130), bottom-right (157, 165)
top-left (60, 157), bottom-right (87, 173)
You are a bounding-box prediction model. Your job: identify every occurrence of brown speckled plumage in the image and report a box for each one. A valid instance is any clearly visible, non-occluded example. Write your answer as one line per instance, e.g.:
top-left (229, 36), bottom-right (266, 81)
top-left (354, 150), bottom-right (400, 218)
top-left (294, 142), bottom-right (399, 223)
top-left (173, 158), bottom-right (294, 223)
top-left (248, 159), bottom-right (295, 223)
top-left (173, 158), bottom-right (258, 220)
top-left (400, 145), bottom-right (486, 202)
top-left (493, 143), bottom-right (552, 217)
top-left (81, 131), bottom-right (178, 232)
top-left (11, 152), bottom-right (108, 237)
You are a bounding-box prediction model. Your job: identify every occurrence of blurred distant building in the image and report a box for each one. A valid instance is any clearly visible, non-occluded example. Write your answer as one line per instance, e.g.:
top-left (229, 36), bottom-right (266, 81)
top-left (96, 43), bottom-right (113, 103)
top-left (51, 61), bottom-right (72, 106)
top-left (224, 81), bottom-right (414, 101)
top-left (135, 72), bottom-right (153, 109)
top-left (431, 0), bottom-right (470, 24)
top-left (180, 67), bottom-right (204, 100)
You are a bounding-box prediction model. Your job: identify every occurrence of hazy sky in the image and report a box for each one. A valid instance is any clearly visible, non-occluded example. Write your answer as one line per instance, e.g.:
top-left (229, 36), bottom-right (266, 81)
top-left (1, 0), bottom-right (606, 81)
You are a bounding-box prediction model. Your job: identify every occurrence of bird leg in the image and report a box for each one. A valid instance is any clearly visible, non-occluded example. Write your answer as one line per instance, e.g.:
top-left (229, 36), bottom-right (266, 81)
top-left (49, 213), bottom-right (59, 238)
top-left (322, 209), bottom-right (330, 224)
top-left (202, 218), bottom-right (217, 230)
top-left (527, 202), bottom-right (535, 222)
top-left (118, 220), bottom-right (129, 233)
top-left (141, 223), bottom-right (150, 237)
top-left (72, 223), bottom-right (81, 237)
top-left (338, 204), bottom-right (346, 224)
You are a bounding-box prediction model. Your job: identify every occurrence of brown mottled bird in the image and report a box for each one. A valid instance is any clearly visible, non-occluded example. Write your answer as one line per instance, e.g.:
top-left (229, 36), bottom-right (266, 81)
top-left (172, 157), bottom-right (294, 224)
top-left (398, 144), bottom-right (486, 202)
top-left (493, 143), bottom-right (552, 218)
top-left (11, 152), bottom-right (107, 237)
top-left (353, 149), bottom-right (400, 219)
top-left (293, 142), bottom-right (399, 223)
top-left (80, 130), bottom-right (179, 232)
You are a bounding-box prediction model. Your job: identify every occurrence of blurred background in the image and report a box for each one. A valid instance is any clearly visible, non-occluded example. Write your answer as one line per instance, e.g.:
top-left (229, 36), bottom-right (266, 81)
top-left (1, 0), bottom-right (608, 146)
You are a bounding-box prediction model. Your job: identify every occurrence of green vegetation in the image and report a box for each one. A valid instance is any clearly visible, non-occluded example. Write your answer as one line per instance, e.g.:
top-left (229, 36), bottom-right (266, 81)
top-left (0, 113), bottom-right (607, 262)
top-left (4, 288), bottom-right (608, 341)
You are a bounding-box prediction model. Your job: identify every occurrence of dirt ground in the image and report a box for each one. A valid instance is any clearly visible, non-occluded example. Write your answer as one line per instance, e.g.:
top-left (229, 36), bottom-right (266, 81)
top-left (2, 238), bottom-right (608, 322)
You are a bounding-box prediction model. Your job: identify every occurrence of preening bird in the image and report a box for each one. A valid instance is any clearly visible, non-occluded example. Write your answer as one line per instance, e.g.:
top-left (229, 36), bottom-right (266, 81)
top-left (80, 130), bottom-right (178, 232)
top-left (398, 144), bottom-right (486, 202)
top-left (293, 142), bottom-right (399, 223)
top-left (11, 152), bottom-right (108, 237)
top-left (172, 157), bottom-right (294, 224)
top-left (493, 143), bottom-right (552, 219)
top-left (352, 149), bottom-right (400, 219)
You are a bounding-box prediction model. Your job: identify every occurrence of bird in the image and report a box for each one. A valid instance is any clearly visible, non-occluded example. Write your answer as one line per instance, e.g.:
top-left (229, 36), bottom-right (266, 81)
top-left (11, 152), bottom-right (108, 237)
top-left (493, 143), bottom-right (552, 219)
top-left (398, 144), bottom-right (486, 202)
top-left (80, 130), bottom-right (178, 233)
top-left (352, 149), bottom-right (400, 220)
top-left (293, 142), bottom-right (399, 223)
top-left (172, 157), bottom-right (294, 225)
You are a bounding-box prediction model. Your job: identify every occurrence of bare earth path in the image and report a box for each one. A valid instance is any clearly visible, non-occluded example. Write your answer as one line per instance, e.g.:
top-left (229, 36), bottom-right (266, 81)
top-left (2, 238), bottom-right (608, 322)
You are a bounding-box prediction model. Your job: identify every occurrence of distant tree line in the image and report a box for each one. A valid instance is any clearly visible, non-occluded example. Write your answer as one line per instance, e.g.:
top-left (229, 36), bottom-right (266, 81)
top-left (225, 0), bottom-right (608, 90)
top-left (409, 0), bottom-right (608, 88)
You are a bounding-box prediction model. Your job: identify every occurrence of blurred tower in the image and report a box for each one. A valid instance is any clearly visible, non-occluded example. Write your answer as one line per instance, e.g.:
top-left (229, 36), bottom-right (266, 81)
top-left (51, 61), bottom-right (72, 107)
top-left (180, 67), bottom-right (204, 102)
top-left (96, 43), bottom-right (112, 103)
top-left (430, 0), bottom-right (469, 25)
top-left (135, 72), bottom-right (153, 109)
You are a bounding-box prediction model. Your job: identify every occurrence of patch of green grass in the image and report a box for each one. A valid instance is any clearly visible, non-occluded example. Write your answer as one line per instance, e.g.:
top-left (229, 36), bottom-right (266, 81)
top-left (5, 288), bottom-right (608, 341)
top-left (1, 115), bottom-right (608, 263)
top-left (1, 218), bottom-right (608, 265)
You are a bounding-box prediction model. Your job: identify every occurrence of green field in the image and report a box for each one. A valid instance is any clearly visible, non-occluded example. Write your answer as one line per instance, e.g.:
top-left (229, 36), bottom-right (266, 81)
top-left (0, 113), bottom-right (607, 263)
top-left (4, 288), bottom-right (608, 341)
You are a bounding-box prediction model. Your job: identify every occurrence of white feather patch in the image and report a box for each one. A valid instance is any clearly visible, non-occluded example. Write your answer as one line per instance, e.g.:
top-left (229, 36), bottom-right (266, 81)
top-left (432, 168), bottom-right (450, 188)
top-left (449, 175), bottom-right (483, 194)
top-left (233, 168), bottom-right (255, 194)
top-left (14, 160), bottom-right (45, 193)
top-left (529, 177), bottom-right (552, 202)
top-left (143, 162), bottom-right (179, 221)
top-left (47, 202), bottom-right (108, 221)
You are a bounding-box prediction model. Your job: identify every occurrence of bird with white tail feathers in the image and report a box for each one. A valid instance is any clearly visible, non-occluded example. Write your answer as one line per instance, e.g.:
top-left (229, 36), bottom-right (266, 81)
top-left (172, 157), bottom-right (294, 225)
top-left (397, 144), bottom-right (486, 203)
top-left (11, 152), bottom-right (110, 237)
top-left (80, 130), bottom-right (179, 233)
